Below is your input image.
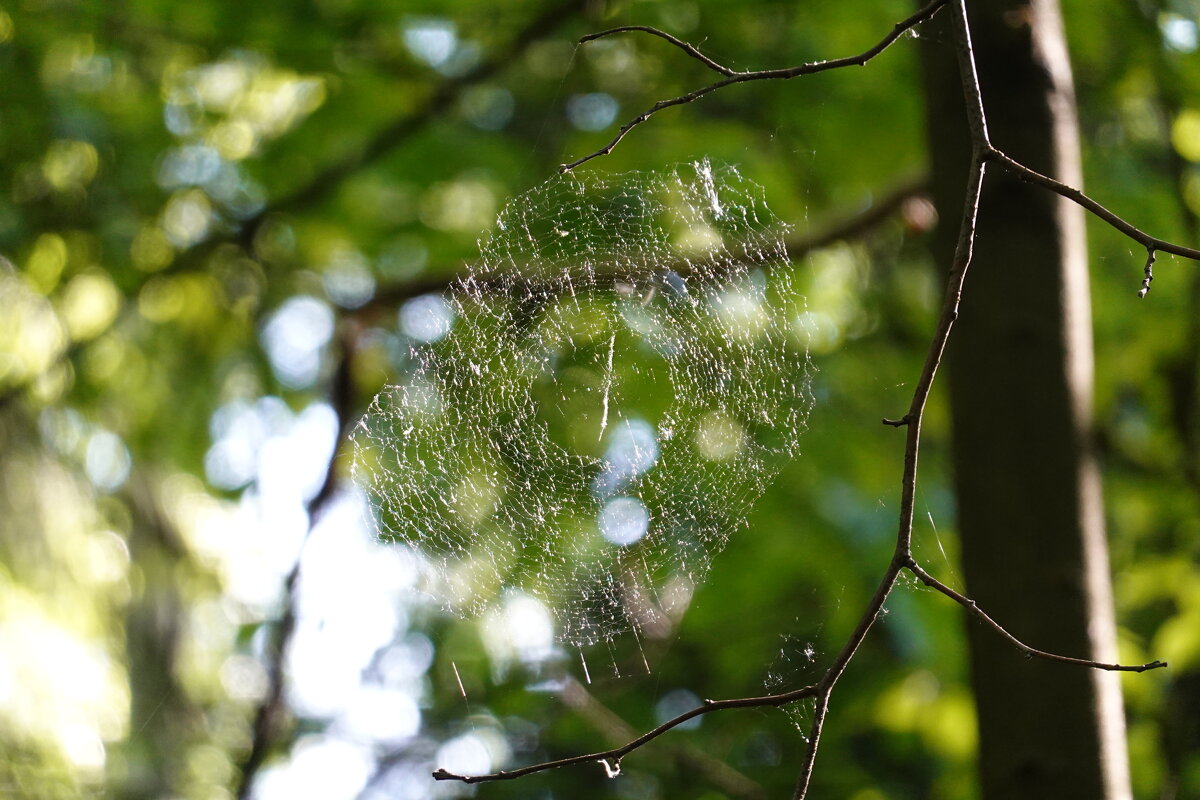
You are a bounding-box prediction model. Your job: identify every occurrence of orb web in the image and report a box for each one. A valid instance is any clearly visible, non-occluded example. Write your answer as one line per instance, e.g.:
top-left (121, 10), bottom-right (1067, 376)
top-left (352, 160), bottom-right (814, 648)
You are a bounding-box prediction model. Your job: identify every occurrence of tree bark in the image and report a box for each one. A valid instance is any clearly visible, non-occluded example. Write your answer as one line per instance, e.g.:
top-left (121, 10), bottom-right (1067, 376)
top-left (919, 2), bottom-right (1131, 798)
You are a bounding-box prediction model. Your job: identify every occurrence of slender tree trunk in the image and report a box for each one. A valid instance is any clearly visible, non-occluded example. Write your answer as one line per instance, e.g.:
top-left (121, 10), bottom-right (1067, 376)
top-left (117, 478), bottom-right (192, 800)
top-left (919, 2), bottom-right (1131, 797)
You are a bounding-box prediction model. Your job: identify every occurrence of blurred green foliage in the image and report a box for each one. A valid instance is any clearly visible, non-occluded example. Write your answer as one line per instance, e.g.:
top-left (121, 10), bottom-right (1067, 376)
top-left (1, 0), bottom-right (1198, 799)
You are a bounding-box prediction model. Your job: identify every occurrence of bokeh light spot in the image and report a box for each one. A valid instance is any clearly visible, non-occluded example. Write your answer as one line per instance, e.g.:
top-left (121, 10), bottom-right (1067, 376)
top-left (598, 496), bottom-right (650, 546)
top-left (567, 92), bottom-right (619, 131)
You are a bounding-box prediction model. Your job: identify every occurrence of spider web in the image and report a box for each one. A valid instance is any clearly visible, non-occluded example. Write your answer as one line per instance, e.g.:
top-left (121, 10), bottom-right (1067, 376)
top-left (352, 160), bottom-right (814, 648)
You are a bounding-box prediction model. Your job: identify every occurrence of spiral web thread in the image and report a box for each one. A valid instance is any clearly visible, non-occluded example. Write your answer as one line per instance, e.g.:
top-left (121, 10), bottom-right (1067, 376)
top-left (352, 160), bottom-right (814, 648)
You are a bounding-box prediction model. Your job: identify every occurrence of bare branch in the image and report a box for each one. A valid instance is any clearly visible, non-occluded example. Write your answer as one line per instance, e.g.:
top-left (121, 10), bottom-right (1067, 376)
top-left (432, 683), bottom-right (817, 784)
top-left (986, 147), bottom-right (1200, 263)
top-left (560, 0), bottom-right (950, 172)
top-left (558, 677), bottom-right (768, 800)
top-left (904, 558), bottom-right (1167, 673)
top-left (796, 0), bottom-right (1173, 788)
top-left (580, 26), bottom-right (739, 77)
top-left (794, 71), bottom-right (990, 800)
top-left (565, 0), bottom-right (1200, 292)
top-left (793, 561), bottom-right (906, 799)
top-left (432, 1), bottom-right (1171, 796)
top-left (793, 7), bottom-right (993, 792)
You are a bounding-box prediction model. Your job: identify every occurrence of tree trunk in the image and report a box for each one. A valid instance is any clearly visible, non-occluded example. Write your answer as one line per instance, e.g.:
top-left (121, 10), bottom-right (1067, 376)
top-left (117, 478), bottom-right (193, 800)
top-left (919, 2), bottom-right (1131, 798)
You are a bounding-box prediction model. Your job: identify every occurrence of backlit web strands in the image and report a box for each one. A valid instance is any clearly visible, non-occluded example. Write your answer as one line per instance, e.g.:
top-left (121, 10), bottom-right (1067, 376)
top-left (352, 160), bottom-right (814, 648)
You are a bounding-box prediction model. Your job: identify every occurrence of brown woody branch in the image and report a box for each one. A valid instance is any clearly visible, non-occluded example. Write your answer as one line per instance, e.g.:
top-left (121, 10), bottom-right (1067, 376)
top-left (435, 1), bottom-right (1174, 797)
top-left (982, 148), bottom-right (1200, 275)
top-left (361, 674), bottom-right (770, 799)
top-left (559, 0), bottom-right (951, 172)
top-left (432, 684), bottom-right (818, 784)
top-left (557, 676), bottom-right (768, 800)
top-left (904, 559), bottom-right (1166, 673)
top-left (564, 1), bottom-right (1200, 283)
top-left (793, 3), bottom-right (992, 790)
top-left (580, 26), bottom-right (740, 77)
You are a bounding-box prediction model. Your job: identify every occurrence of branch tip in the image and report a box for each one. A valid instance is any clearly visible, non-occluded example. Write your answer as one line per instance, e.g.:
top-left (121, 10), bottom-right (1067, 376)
top-left (562, 0), bottom-right (948, 169)
top-left (437, 4), bottom-right (1176, 797)
top-left (991, 150), bottom-right (1200, 264)
top-left (906, 560), bottom-right (1169, 674)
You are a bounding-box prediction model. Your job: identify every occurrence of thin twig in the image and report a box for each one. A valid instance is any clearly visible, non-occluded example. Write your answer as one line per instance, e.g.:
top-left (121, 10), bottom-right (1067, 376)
top-left (559, 0), bottom-right (951, 172)
top-left (792, 558), bottom-right (908, 799)
top-left (985, 147), bottom-right (1200, 262)
top-left (558, 677), bottom-right (769, 800)
top-left (433, 1), bottom-right (1172, 795)
top-left (904, 559), bottom-right (1166, 673)
top-left (565, 1), bottom-right (1200, 286)
top-left (364, 674), bottom-right (771, 798)
top-left (580, 26), bottom-right (739, 76)
top-left (793, 6), bottom-right (991, 790)
top-left (432, 685), bottom-right (817, 784)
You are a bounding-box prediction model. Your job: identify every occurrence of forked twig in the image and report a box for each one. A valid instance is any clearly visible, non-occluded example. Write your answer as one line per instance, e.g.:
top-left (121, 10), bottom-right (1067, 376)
top-left (436, 0), bottom-right (1185, 796)
top-left (557, 676), bottom-right (768, 799)
top-left (565, 1), bottom-right (1200, 289)
top-left (984, 148), bottom-right (1200, 263)
top-left (794, 2), bottom-right (993, 786)
top-left (432, 685), bottom-right (818, 784)
top-left (904, 559), bottom-right (1166, 673)
top-left (580, 26), bottom-right (740, 77)
top-left (559, 0), bottom-right (951, 172)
